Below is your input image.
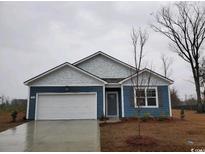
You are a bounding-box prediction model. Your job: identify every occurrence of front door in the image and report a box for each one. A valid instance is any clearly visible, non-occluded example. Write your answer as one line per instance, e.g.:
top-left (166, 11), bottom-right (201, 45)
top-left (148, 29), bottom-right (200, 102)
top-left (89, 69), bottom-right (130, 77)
top-left (106, 92), bottom-right (118, 117)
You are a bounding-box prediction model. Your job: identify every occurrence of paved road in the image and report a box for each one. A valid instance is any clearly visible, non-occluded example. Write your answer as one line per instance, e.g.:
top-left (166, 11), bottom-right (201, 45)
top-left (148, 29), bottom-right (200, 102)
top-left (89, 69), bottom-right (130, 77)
top-left (0, 120), bottom-right (100, 152)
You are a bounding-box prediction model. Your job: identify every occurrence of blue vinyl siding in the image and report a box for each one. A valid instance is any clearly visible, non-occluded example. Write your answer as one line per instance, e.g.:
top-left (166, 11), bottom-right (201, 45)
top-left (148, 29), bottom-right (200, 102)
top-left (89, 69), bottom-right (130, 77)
top-left (28, 86), bottom-right (103, 120)
top-left (123, 86), bottom-right (170, 117)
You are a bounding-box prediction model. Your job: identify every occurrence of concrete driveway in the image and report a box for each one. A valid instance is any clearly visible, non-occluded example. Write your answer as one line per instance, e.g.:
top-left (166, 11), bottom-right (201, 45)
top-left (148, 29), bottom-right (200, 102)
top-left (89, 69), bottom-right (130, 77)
top-left (0, 120), bottom-right (100, 152)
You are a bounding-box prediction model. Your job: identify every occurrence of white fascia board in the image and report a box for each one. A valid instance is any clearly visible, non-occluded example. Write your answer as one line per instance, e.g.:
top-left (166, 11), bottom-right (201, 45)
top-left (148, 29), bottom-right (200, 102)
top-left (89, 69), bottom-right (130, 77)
top-left (29, 84), bottom-right (105, 87)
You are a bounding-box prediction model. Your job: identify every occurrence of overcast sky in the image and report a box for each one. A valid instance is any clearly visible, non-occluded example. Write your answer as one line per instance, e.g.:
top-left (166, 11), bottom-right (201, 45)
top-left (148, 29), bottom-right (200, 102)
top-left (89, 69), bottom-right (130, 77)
top-left (0, 1), bottom-right (199, 100)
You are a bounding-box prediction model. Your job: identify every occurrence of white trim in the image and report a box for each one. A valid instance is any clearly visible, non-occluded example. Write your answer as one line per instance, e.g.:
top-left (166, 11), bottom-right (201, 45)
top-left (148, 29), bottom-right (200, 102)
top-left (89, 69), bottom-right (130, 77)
top-left (103, 85), bottom-right (106, 117)
top-left (122, 84), bottom-right (170, 86)
top-left (30, 84), bottom-right (105, 87)
top-left (168, 86), bottom-right (172, 117)
top-left (119, 68), bottom-right (173, 84)
top-left (73, 51), bottom-right (136, 70)
top-left (26, 86), bottom-right (30, 119)
top-left (35, 92), bottom-right (97, 120)
top-left (134, 87), bottom-right (159, 108)
top-left (35, 93), bottom-right (39, 120)
top-left (38, 92), bottom-right (97, 95)
top-left (121, 85), bottom-right (124, 117)
top-left (105, 84), bottom-right (121, 88)
top-left (24, 62), bottom-right (107, 85)
top-left (106, 91), bottom-right (119, 117)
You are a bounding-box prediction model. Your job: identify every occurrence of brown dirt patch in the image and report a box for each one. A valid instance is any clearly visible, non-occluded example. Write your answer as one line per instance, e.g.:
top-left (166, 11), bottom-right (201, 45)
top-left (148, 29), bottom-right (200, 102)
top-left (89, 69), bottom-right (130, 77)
top-left (100, 109), bottom-right (205, 152)
top-left (126, 135), bottom-right (159, 146)
top-left (0, 112), bottom-right (27, 132)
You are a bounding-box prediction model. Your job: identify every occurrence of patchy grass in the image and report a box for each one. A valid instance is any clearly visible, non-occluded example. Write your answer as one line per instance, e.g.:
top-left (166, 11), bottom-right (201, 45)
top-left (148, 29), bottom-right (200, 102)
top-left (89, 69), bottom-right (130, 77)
top-left (0, 112), bottom-right (27, 132)
top-left (100, 109), bottom-right (205, 152)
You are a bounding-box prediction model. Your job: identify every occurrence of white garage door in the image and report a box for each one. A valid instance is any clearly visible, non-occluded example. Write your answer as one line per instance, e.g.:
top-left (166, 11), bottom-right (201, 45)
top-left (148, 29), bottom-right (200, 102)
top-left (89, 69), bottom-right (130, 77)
top-left (36, 93), bottom-right (97, 120)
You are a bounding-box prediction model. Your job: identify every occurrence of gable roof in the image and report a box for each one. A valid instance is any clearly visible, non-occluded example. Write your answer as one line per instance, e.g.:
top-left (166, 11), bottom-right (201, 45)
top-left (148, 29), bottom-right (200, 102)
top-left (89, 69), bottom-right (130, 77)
top-left (73, 51), bottom-right (136, 70)
top-left (119, 68), bottom-right (174, 84)
top-left (24, 52), bottom-right (173, 86)
top-left (24, 62), bottom-right (107, 85)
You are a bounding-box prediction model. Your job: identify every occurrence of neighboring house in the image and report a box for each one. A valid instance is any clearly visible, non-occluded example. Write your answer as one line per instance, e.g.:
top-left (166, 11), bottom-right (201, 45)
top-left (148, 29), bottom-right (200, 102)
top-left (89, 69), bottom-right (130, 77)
top-left (24, 51), bottom-right (173, 120)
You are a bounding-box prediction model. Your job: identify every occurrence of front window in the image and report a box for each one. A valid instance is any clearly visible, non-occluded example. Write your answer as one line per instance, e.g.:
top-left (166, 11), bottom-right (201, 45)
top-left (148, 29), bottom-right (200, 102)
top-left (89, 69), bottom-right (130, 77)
top-left (135, 87), bottom-right (158, 108)
top-left (135, 89), bottom-right (146, 106)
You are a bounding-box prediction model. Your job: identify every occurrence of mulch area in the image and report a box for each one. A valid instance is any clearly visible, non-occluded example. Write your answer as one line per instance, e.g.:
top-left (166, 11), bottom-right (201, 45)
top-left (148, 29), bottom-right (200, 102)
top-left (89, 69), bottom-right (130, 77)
top-left (0, 112), bottom-right (27, 132)
top-left (100, 109), bottom-right (205, 152)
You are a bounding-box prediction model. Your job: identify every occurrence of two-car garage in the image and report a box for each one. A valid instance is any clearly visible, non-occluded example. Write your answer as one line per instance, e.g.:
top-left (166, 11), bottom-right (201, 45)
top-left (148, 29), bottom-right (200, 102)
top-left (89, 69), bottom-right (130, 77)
top-left (25, 62), bottom-right (106, 120)
top-left (35, 93), bottom-right (97, 120)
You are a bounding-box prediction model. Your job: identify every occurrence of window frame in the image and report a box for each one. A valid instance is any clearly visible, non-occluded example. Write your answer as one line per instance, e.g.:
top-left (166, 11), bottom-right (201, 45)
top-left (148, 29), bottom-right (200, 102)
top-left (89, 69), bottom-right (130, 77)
top-left (134, 87), bottom-right (159, 108)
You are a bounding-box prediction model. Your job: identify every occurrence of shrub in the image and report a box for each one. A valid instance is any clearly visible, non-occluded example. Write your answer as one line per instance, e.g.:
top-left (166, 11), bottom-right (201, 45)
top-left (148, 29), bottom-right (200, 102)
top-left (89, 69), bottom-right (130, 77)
top-left (120, 117), bottom-right (129, 122)
top-left (11, 110), bottom-right (18, 122)
top-left (23, 116), bottom-right (27, 120)
top-left (158, 116), bottom-right (167, 121)
top-left (180, 109), bottom-right (185, 120)
top-left (0, 99), bottom-right (27, 113)
top-left (99, 116), bottom-right (109, 121)
top-left (203, 104), bottom-right (205, 113)
top-left (141, 112), bottom-right (151, 122)
top-left (157, 112), bottom-right (168, 121)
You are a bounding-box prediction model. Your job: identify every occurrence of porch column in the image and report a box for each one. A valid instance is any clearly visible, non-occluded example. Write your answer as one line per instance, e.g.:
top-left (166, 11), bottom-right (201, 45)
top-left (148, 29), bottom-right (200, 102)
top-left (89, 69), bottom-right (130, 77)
top-left (103, 85), bottom-right (106, 117)
top-left (121, 85), bottom-right (124, 117)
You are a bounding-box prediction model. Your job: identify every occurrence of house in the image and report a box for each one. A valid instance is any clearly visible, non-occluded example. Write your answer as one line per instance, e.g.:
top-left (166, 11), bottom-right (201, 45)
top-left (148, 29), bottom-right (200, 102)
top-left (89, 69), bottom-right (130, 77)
top-left (24, 51), bottom-right (173, 120)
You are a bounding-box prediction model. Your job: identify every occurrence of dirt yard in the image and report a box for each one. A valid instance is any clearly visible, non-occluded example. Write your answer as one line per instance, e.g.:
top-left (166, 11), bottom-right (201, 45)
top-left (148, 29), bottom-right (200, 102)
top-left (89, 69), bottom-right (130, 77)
top-left (100, 109), bottom-right (205, 152)
top-left (0, 112), bottom-right (27, 132)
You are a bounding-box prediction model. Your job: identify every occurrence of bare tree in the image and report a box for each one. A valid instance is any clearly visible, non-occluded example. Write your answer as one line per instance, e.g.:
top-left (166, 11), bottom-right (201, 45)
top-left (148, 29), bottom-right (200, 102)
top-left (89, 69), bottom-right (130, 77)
top-left (152, 2), bottom-right (205, 112)
top-left (170, 87), bottom-right (182, 108)
top-left (130, 28), bottom-right (149, 137)
top-left (131, 28), bottom-right (148, 85)
top-left (161, 54), bottom-right (173, 78)
top-left (199, 58), bottom-right (205, 104)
